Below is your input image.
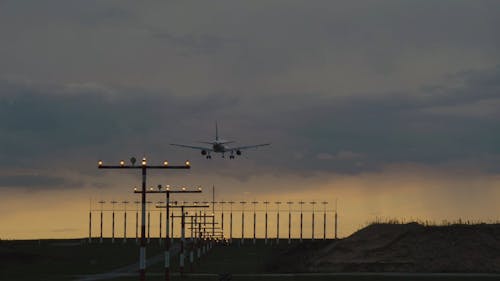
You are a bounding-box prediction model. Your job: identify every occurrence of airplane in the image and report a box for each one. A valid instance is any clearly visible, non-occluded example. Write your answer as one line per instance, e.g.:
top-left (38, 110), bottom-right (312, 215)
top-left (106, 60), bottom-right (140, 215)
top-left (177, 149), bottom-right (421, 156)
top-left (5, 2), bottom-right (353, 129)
top-left (170, 123), bottom-right (270, 159)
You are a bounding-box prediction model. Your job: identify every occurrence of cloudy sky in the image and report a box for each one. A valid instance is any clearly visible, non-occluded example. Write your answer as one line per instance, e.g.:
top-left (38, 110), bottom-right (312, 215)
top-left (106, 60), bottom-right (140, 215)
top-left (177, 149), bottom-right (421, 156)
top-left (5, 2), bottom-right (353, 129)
top-left (1, 1), bottom-right (499, 239)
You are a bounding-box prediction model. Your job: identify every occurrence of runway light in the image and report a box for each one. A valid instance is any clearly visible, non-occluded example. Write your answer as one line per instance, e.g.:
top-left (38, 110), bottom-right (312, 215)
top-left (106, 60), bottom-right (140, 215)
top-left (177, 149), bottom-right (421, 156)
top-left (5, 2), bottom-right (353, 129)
top-left (120, 160), bottom-right (125, 166)
top-left (185, 160), bottom-right (190, 166)
top-left (163, 161), bottom-right (168, 166)
top-left (98, 160), bottom-right (103, 166)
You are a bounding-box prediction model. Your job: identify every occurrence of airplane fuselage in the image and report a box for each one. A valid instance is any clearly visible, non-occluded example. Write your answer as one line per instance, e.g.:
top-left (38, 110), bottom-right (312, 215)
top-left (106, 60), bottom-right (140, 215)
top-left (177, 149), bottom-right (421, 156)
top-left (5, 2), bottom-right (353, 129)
top-left (170, 122), bottom-right (269, 159)
top-left (213, 143), bottom-right (227, 153)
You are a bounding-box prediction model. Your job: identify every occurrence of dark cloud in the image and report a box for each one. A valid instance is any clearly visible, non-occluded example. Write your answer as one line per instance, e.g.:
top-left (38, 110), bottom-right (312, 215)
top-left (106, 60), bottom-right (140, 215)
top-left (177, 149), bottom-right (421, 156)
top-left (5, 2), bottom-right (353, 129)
top-left (1, 1), bottom-right (498, 94)
top-left (148, 29), bottom-right (244, 57)
top-left (1, 65), bottom-right (499, 180)
top-left (282, 66), bottom-right (500, 169)
top-left (0, 1), bottom-right (499, 191)
top-left (0, 174), bottom-right (82, 190)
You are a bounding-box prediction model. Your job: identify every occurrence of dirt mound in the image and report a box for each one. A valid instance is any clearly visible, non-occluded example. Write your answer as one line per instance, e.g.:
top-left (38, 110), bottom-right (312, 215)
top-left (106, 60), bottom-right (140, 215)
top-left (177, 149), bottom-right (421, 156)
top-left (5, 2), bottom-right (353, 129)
top-left (277, 223), bottom-right (500, 273)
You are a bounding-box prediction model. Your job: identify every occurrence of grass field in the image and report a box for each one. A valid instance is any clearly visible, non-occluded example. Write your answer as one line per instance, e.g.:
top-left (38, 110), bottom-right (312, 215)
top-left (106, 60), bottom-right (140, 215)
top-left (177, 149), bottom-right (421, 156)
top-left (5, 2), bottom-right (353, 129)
top-left (0, 238), bottom-right (163, 281)
top-left (1, 238), bottom-right (499, 281)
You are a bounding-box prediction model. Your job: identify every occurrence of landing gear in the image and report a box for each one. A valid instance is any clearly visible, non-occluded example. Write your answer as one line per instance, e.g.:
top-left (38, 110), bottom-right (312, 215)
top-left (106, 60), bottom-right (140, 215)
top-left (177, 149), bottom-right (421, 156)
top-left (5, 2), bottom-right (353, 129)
top-left (206, 155), bottom-right (212, 159)
top-left (229, 155), bottom-right (235, 159)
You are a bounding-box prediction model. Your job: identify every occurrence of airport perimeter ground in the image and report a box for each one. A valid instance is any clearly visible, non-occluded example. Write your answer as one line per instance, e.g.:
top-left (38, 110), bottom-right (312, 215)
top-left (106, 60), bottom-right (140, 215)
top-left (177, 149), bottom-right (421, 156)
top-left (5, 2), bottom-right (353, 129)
top-left (1, 237), bottom-right (499, 281)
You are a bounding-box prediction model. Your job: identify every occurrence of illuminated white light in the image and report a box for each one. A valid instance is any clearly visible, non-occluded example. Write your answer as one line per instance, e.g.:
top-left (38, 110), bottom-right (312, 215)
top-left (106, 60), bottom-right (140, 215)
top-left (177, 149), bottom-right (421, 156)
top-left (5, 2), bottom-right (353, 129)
top-left (120, 160), bottom-right (125, 166)
top-left (185, 160), bottom-right (190, 166)
top-left (98, 160), bottom-right (103, 166)
top-left (163, 161), bottom-right (168, 166)
top-left (182, 187), bottom-right (186, 191)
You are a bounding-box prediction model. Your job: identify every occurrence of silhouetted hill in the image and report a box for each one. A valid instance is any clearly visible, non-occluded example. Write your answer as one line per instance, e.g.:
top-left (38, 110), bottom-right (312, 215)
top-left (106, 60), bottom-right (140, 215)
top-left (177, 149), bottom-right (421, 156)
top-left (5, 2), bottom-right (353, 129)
top-left (273, 223), bottom-right (500, 273)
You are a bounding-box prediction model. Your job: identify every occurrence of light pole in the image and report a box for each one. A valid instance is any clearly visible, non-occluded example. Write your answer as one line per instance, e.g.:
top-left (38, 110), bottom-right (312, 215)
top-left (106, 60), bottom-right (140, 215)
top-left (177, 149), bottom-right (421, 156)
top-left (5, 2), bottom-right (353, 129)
top-left (98, 157), bottom-right (190, 281)
top-left (157, 200), bottom-right (163, 245)
top-left (212, 185), bottom-right (216, 239)
top-left (99, 200), bottom-right (105, 244)
top-left (263, 201), bottom-right (270, 245)
top-left (156, 201), bottom-right (208, 276)
top-left (88, 199), bottom-right (92, 244)
top-left (322, 201), bottom-right (328, 241)
top-left (111, 200), bottom-right (118, 244)
top-left (191, 211), bottom-right (195, 241)
top-left (286, 201), bottom-right (293, 244)
top-left (203, 199), bottom-right (216, 242)
top-left (195, 211), bottom-right (200, 260)
top-left (123, 201), bottom-right (129, 243)
top-left (335, 199), bottom-right (338, 240)
top-left (134, 200), bottom-right (140, 244)
top-left (219, 201), bottom-right (225, 239)
top-left (240, 201), bottom-right (246, 244)
top-left (147, 200), bottom-right (152, 244)
top-left (228, 201), bottom-right (234, 244)
top-left (140, 185), bottom-right (203, 281)
top-left (251, 201), bottom-right (258, 245)
top-left (311, 201), bottom-right (317, 241)
top-left (171, 209), bottom-right (174, 243)
top-left (173, 213), bottom-right (214, 271)
top-left (198, 210), bottom-right (205, 256)
top-left (202, 211), bottom-right (207, 253)
top-left (298, 201), bottom-right (305, 243)
top-left (276, 201), bottom-right (282, 244)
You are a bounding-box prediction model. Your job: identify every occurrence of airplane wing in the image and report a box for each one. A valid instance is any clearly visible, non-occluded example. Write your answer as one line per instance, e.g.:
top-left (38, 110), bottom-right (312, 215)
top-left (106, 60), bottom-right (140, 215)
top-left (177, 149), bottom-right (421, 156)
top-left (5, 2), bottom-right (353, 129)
top-left (230, 143), bottom-right (271, 151)
top-left (170, 144), bottom-right (213, 151)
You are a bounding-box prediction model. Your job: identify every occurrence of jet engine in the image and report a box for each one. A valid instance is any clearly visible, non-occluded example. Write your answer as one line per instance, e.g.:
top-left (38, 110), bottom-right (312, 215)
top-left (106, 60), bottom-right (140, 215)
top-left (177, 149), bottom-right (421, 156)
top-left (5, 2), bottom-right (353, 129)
top-left (236, 150), bottom-right (242, 155)
top-left (201, 150), bottom-right (207, 155)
